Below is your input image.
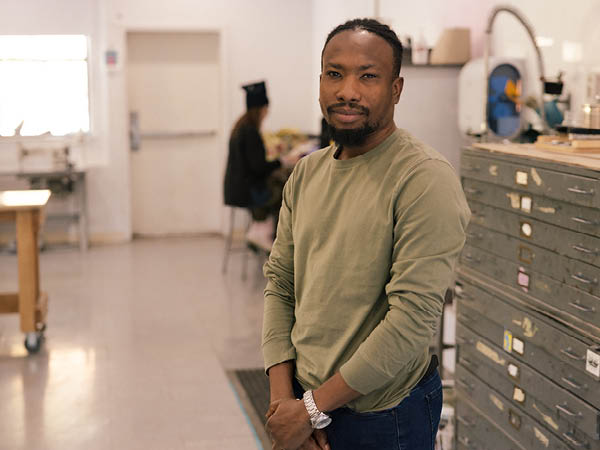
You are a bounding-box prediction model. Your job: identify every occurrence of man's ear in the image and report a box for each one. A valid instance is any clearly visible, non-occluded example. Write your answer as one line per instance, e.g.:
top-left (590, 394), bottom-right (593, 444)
top-left (392, 77), bottom-right (404, 104)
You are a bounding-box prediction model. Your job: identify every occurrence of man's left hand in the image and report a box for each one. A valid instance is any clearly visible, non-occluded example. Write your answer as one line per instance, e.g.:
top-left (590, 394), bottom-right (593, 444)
top-left (266, 398), bottom-right (313, 450)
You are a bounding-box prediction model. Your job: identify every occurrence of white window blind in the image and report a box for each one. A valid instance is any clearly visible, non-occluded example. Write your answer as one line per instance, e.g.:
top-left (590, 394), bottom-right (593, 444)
top-left (0, 35), bottom-right (90, 137)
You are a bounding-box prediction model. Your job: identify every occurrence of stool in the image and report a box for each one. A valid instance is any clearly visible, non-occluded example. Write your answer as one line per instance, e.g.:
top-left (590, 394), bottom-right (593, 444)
top-left (222, 206), bottom-right (252, 280)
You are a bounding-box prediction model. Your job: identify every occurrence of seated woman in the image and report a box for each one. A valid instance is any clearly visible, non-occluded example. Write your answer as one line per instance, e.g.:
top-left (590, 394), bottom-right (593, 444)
top-left (223, 81), bottom-right (295, 251)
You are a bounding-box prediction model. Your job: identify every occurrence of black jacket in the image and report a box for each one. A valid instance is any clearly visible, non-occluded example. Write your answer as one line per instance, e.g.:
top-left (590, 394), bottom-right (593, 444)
top-left (224, 124), bottom-right (281, 207)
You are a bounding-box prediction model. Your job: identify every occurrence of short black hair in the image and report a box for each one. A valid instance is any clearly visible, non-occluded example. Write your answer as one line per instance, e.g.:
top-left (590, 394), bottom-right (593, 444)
top-left (321, 18), bottom-right (403, 78)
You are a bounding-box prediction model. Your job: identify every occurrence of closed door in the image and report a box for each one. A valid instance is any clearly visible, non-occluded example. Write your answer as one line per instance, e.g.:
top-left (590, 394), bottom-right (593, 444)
top-left (127, 31), bottom-right (221, 236)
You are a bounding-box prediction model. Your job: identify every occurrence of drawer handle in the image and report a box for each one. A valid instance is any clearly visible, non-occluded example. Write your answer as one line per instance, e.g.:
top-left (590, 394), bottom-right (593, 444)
top-left (463, 254), bottom-right (481, 263)
top-left (567, 186), bottom-right (595, 196)
top-left (459, 357), bottom-right (477, 369)
top-left (455, 292), bottom-right (474, 301)
top-left (568, 301), bottom-right (595, 313)
top-left (560, 347), bottom-right (585, 361)
top-left (464, 187), bottom-right (481, 195)
top-left (555, 403), bottom-right (582, 418)
top-left (562, 432), bottom-right (586, 447)
top-left (571, 244), bottom-right (597, 255)
top-left (457, 436), bottom-right (475, 448)
top-left (571, 216), bottom-right (596, 225)
top-left (456, 415), bottom-right (475, 427)
top-left (456, 378), bottom-right (474, 392)
top-left (561, 376), bottom-right (587, 391)
top-left (570, 273), bottom-right (597, 285)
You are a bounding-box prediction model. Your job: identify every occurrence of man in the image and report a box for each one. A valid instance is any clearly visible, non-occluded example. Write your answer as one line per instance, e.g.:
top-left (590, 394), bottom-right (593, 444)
top-left (262, 18), bottom-right (470, 450)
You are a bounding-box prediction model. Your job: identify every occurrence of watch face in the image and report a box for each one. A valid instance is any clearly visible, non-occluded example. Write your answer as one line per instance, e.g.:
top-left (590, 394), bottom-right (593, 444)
top-left (315, 415), bottom-right (332, 429)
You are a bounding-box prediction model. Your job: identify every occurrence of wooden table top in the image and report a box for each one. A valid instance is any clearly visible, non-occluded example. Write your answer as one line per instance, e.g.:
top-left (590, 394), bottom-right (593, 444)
top-left (0, 190), bottom-right (51, 212)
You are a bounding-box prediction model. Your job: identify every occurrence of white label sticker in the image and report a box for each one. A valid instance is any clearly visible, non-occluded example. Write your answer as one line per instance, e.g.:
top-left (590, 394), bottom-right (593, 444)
top-left (513, 386), bottom-right (526, 403)
top-left (521, 222), bottom-right (533, 237)
top-left (586, 348), bottom-right (600, 378)
top-left (521, 196), bottom-right (532, 213)
top-left (508, 363), bottom-right (519, 378)
top-left (516, 171), bottom-right (528, 185)
top-left (513, 337), bottom-right (525, 355)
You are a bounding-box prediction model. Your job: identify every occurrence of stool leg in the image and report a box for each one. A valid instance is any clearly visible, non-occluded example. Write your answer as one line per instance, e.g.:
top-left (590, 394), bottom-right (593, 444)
top-left (222, 208), bottom-right (234, 274)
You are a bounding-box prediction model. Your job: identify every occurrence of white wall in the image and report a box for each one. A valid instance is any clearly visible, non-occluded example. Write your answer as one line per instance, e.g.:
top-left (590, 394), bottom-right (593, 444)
top-left (0, 0), bottom-right (315, 243)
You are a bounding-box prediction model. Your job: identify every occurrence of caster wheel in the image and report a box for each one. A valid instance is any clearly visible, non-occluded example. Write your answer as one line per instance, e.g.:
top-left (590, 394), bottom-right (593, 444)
top-left (24, 332), bottom-right (44, 354)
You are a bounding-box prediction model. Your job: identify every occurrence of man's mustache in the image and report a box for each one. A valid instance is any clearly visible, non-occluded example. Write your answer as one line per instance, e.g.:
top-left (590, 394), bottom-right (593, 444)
top-left (327, 103), bottom-right (369, 115)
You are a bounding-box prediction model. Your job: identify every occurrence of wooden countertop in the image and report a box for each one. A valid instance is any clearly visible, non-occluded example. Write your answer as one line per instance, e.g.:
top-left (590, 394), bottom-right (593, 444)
top-left (471, 142), bottom-right (600, 171)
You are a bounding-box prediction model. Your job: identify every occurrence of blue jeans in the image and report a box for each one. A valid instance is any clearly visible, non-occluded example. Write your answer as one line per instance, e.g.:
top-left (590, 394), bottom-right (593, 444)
top-left (295, 370), bottom-right (443, 450)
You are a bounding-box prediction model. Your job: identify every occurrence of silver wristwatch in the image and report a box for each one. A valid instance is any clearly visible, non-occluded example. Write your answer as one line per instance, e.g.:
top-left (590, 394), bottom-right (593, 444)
top-left (302, 390), bottom-right (332, 429)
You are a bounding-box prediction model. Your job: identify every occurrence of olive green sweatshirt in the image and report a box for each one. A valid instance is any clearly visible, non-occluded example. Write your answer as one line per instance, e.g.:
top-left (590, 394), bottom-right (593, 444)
top-left (262, 128), bottom-right (470, 412)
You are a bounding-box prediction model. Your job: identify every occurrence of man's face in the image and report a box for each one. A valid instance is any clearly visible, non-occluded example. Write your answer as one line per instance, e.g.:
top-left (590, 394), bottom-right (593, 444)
top-left (319, 29), bottom-right (402, 147)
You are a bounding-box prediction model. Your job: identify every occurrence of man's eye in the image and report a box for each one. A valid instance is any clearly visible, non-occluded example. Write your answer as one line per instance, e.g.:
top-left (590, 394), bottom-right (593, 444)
top-left (327, 71), bottom-right (341, 78)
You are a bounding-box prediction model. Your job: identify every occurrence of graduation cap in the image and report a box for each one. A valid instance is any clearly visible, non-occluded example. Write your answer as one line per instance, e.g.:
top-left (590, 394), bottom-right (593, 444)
top-left (242, 81), bottom-right (269, 109)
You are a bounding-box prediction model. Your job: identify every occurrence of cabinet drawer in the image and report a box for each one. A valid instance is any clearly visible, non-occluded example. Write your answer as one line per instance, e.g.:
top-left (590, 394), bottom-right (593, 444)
top-left (468, 200), bottom-right (600, 268)
top-left (460, 244), bottom-right (600, 327)
top-left (457, 280), bottom-right (600, 384)
top-left (462, 178), bottom-right (600, 236)
top-left (456, 365), bottom-right (572, 450)
top-left (462, 153), bottom-right (600, 208)
top-left (466, 223), bottom-right (600, 296)
top-left (457, 326), bottom-right (600, 439)
top-left (456, 399), bottom-right (525, 450)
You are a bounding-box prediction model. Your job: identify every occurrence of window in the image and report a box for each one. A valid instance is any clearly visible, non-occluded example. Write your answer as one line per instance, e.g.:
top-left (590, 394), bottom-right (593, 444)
top-left (0, 35), bottom-right (90, 137)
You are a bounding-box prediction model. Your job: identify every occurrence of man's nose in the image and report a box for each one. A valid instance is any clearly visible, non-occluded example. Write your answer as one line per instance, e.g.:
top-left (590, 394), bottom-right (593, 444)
top-left (336, 76), bottom-right (361, 103)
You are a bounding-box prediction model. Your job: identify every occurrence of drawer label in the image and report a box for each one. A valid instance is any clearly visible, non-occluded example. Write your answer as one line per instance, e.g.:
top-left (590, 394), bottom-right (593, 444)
top-left (516, 170), bottom-right (528, 186)
top-left (530, 168), bottom-right (543, 186)
top-left (513, 337), bottom-right (525, 355)
top-left (507, 363), bottom-right (519, 379)
top-left (503, 330), bottom-right (513, 353)
top-left (513, 386), bottom-right (526, 403)
top-left (517, 269), bottom-right (530, 292)
top-left (490, 393), bottom-right (504, 411)
top-left (520, 222), bottom-right (532, 237)
top-left (476, 340), bottom-right (506, 365)
top-left (506, 192), bottom-right (520, 209)
top-left (520, 195), bottom-right (532, 213)
top-left (533, 403), bottom-right (559, 431)
top-left (534, 426), bottom-right (550, 447)
top-left (586, 347), bottom-right (600, 378)
top-left (536, 205), bottom-right (556, 214)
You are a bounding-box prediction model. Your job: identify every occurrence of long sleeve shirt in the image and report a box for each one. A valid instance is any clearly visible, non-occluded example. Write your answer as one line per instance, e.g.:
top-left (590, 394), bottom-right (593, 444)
top-left (262, 128), bottom-right (470, 412)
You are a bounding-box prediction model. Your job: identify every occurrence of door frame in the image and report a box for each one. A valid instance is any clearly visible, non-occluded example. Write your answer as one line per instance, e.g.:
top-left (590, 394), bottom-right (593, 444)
top-left (124, 26), bottom-right (229, 236)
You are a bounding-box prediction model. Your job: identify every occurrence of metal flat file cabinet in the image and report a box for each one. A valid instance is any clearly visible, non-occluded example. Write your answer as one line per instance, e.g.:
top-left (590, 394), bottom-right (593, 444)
top-left (455, 143), bottom-right (600, 449)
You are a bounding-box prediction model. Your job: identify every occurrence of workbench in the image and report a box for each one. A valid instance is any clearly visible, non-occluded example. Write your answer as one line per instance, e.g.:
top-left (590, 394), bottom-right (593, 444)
top-left (0, 190), bottom-right (51, 353)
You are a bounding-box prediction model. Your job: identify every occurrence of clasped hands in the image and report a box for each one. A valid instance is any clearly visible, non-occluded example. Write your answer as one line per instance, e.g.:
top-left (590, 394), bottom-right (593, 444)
top-left (265, 398), bottom-right (330, 450)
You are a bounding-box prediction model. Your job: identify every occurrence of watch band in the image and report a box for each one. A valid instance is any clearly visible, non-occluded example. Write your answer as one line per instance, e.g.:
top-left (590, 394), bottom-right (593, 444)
top-left (303, 390), bottom-right (332, 429)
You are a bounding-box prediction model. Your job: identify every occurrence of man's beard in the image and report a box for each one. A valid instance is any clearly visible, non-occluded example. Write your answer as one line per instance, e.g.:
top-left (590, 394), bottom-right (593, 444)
top-left (326, 103), bottom-right (378, 147)
top-left (329, 122), bottom-right (377, 147)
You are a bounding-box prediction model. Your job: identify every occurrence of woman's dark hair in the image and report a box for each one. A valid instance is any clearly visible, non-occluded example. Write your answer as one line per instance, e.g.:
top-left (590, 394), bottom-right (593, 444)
top-left (231, 106), bottom-right (264, 138)
top-left (321, 18), bottom-right (403, 78)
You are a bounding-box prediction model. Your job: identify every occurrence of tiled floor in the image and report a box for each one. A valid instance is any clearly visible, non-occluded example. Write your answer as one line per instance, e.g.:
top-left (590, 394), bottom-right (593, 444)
top-left (0, 237), bottom-right (267, 450)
